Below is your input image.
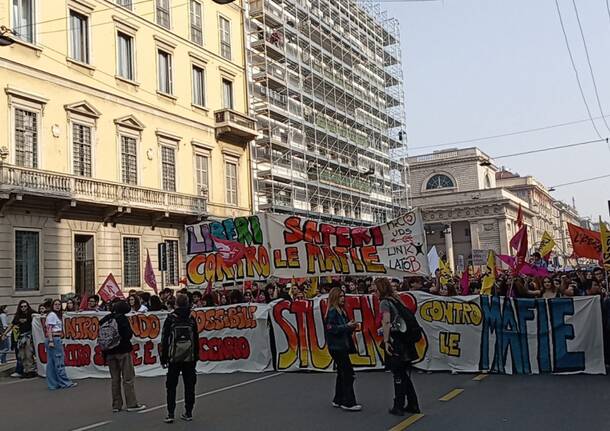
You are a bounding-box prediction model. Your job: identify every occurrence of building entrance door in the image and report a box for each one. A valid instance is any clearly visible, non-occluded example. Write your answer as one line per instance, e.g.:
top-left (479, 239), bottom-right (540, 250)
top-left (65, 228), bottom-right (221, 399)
top-left (74, 234), bottom-right (95, 296)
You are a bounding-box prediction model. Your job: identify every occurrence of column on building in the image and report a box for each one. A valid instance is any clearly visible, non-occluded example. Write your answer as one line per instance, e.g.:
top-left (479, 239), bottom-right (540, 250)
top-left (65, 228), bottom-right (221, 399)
top-left (443, 223), bottom-right (455, 272)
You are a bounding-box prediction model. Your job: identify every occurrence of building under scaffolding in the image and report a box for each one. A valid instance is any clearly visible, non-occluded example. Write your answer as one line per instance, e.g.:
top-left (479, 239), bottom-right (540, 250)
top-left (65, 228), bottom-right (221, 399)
top-left (247, 0), bottom-right (410, 225)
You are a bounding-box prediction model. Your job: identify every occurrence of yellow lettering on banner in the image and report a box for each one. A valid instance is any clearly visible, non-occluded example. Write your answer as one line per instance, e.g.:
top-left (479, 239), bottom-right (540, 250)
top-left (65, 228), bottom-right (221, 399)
top-left (420, 300), bottom-right (482, 326)
top-left (439, 331), bottom-right (461, 357)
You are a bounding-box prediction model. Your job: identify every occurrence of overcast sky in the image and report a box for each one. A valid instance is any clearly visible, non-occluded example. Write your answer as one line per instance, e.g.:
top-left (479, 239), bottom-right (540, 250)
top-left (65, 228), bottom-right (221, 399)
top-left (384, 0), bottom-right (610, 222)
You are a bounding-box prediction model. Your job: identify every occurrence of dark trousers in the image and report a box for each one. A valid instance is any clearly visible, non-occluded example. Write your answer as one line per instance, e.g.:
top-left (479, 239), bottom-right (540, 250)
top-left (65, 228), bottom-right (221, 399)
top-left (330, 350), bottom-right (357, 407)
top-left (391, 360), bottom-right (419, 409)
top-left (166, 362), bottom-right (197, 416)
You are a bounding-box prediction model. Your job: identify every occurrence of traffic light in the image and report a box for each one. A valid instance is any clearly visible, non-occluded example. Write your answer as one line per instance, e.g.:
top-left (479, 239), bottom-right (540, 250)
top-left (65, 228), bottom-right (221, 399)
top-left (158, 242), bottom-right (167, 272)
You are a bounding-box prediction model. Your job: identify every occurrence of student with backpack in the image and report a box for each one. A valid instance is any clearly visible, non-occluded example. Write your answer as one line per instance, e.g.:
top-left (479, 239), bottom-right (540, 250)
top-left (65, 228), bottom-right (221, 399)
top-left (160, 293), bottom-right (199, 423)
top-left (375, 278), bottom-right (421, 416)
top-left (98, 300), bottom-right (146, 413)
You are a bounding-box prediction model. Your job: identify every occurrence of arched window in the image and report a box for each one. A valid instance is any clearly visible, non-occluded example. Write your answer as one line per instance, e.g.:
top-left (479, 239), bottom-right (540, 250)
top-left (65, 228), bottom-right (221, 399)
top-left (426, 174), bottom-right (454, 190)
top-left (484, 174), bottom-right (492, 189)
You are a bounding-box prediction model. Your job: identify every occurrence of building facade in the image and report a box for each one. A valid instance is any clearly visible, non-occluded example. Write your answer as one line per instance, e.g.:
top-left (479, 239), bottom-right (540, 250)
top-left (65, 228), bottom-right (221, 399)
top-left (407, 148), bottom-right (582, 271)
top-left (247, 0), bottom-right (409, 225)
top-left (0, 0), bottom-right (256, 309)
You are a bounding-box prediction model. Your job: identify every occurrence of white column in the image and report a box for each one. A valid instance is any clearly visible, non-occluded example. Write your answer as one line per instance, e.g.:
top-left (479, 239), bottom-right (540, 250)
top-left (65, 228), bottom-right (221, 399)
top-left (444, 224), bottom-right (455, 272)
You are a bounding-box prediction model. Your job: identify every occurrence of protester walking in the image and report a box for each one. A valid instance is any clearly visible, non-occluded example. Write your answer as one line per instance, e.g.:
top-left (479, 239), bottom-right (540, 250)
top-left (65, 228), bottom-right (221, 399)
top-left (0, 305), bottom-right (10, 364)
top-left (0, 300), bottom-right (37, 378)
top-left (45, 299), bottom-right (77, 390)
top-left (99, 300), bottom-right (146, 413)
top-left (376, 278), bottom-right (421, 416)
top-left (160, 293), bottom-right (199, 423)
top-left (324, 287), bottom-right (361, 412)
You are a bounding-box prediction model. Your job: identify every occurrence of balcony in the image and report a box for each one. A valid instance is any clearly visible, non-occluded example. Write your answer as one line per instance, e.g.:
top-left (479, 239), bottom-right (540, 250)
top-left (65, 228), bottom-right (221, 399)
top-left (214, 109), bottom-right (257, 144)
top-left (0, 163), bottom-right (207, 224)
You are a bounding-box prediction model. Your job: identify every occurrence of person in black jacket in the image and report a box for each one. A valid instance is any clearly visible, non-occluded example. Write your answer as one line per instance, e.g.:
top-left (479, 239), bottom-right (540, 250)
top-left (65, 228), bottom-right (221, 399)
top-left (376, 278), bottom-right (420, 416)
top-left (324, 287), bottom-right (361, 412)
top-left (160, 293), bottom-right (199, 423)
top-left (99, 300), bottom-right (146, 413)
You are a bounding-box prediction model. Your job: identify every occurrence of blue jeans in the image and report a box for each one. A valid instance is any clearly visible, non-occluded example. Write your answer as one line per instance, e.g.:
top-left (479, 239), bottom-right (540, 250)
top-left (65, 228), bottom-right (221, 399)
top-left (45, 337), bottom-right (73, 390)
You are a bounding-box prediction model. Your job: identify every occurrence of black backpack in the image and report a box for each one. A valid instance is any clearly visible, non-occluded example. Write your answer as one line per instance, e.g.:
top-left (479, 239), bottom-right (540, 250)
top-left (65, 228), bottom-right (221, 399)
top-left (388, 297), bottom-right (423, 344)
top-left (167, 315), bottom-right (196, 363)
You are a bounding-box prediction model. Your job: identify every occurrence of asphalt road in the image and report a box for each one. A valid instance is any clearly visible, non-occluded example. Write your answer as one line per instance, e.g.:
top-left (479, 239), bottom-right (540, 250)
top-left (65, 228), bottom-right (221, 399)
top-left (0, 370), bottom-right (609, 431)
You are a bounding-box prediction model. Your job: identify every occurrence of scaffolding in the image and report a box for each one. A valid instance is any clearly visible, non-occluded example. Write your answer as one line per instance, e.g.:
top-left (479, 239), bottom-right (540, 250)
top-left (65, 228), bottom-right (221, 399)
top-left (247, 0), bottom-right (410, 225)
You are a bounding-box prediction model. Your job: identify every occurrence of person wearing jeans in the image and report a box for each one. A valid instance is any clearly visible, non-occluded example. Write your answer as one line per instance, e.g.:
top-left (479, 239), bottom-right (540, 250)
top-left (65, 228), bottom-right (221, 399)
top-left (100, 300), bottom-right (145, 413)
top-left (160, 294), bottom-right (199, 423)
top-left (0, 305), bottom-right (9, 364)
top-left (45, 300), bottom-right (76, 390)
top-left (324, 287), bottom-right (361, 412)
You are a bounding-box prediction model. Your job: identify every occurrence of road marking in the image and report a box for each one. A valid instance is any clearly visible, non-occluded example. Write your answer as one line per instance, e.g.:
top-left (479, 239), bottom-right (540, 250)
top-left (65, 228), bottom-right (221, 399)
top-left (69, 420), bottom-right (112, 431)
top-left (472, 373), bottom-right (489, 381)
top-left (439, 388), bottom-right (464, 401)
top-left (139, 372), bottom-right (283, 414)
top-left (388, 414), bottom-right (425, 431)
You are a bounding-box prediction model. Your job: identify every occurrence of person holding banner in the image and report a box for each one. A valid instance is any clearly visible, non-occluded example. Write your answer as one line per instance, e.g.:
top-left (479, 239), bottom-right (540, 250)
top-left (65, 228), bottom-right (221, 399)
top-left (324, 287), bottom-right (362, 412)
top-left (376, 279), bottom-right (421, 416)
top-left (45, 300), bottom-right (77, 390)
top-left (1, 300), bottom-right (37, 378)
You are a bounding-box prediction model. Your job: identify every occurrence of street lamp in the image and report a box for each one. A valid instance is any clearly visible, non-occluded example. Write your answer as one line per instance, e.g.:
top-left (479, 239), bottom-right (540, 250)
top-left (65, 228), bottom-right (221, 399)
top-left (0, 26), bottom-right (15, 46)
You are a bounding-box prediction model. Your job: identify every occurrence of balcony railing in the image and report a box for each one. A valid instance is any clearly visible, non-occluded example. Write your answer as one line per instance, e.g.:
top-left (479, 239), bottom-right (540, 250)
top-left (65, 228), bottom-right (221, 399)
top-left (0, 163), bottom-right (207, 215)
top-left (214, 109), bottom-right (257, 144)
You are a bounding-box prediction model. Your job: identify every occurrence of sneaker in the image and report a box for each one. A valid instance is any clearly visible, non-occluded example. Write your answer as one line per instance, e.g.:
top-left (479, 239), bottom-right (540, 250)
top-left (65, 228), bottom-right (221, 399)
top-left (164, 415), bottom-right (174, 424)
top-left (112, 409), bottom-right (121, 413)
top-left (341, 404), bottom-right (362, 412)
top-left (389, 407), bottom-right (404, 416)
top-left (10, 372), bottom-right (22, 378)
top-left (404, 406), bottom-right (421, 414)
top-left (127, 404), bottom-right (147, 412)
top-left (180, 413), bottom-right (193, 422)
top-left (332, 402), bottom-right (341, 408)
top-left (65, 382), bottom-right (78, 389)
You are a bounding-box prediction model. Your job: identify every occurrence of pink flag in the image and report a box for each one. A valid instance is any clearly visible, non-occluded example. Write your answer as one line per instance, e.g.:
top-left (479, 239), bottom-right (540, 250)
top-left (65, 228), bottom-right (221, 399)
top-left (460, 270), bottom-right (470, 295)
top-left (497, 254), bottom-right (550, 277)
top-left (212, 236), bottom-right (246, 266)
top-left (144, 250), bottom-right (158, 294)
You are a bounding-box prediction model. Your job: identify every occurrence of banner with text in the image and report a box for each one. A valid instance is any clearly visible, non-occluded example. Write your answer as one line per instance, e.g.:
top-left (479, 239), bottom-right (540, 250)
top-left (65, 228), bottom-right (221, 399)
top-left (185, 210), bottom-right (430, 285)
top-left (270, 292), bottom-right (605, 374)
top-left (32, 303), bottom-right (272, 379)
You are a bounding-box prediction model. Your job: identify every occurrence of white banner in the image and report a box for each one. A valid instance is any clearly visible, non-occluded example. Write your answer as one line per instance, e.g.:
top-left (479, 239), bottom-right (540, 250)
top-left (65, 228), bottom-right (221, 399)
top-left (184, 210), bottom-right (430, 286)
top-left (32, 303), bottom-right (273, 379)
top-left (270, 292), bottom-right (606, 375)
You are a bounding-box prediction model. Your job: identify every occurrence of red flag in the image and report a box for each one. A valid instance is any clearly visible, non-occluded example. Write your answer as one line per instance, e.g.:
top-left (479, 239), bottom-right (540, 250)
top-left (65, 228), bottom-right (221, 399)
top-left (79, 292), bottom-right (89, 311)
top-left (567, 223), bottom-right (602, 260)
top-left (212, 236), bottom-right (246, 266)
top-left (510, 225), bottom-right (527, 252)
top-left (515, 225), bottom-right (528, 273)
top-left (144, 250), bottom-right (158, 294)
top-left (516, 203), bottom-right (524, 228)
top-left (460, 270), bottom-right (470, 295)
top-left (97, 273), bottom-right (125, 303)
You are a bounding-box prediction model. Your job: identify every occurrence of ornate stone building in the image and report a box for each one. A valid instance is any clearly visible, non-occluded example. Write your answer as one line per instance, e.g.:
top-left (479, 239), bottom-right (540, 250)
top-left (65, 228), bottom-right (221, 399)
top-left (407, 148), bottom-right (581, 270)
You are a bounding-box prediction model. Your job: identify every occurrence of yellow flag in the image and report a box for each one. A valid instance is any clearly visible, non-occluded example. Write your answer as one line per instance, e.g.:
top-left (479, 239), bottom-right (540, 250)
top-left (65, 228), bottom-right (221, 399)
top-left (439, 259), bottom-right (452, 286)
top-left (480, 250), bottom-right (496, 295)
top-left (600, 218), bottom-right (610, 270)
top-left (304, 277), bottom-right (319, 298)
top-left (538, 231), bottom-right (556, 258)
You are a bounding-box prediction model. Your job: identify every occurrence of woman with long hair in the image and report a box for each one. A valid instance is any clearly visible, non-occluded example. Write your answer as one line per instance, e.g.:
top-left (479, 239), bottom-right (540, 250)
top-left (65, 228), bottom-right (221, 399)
top-left (541, 277), bottom-right (558, 299)
top-left (324, 287), bottom-right (361, 412)
top-left (376, 278), bottom-right (420, 416)
top-left (45, 299), bottom-right (76, 390)
top-left (65, 299), bottom-right (76, 312)
top-left (0, 300), bottom-right (37, 378)
top-left (128, 294), bottom-right (147, 313)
